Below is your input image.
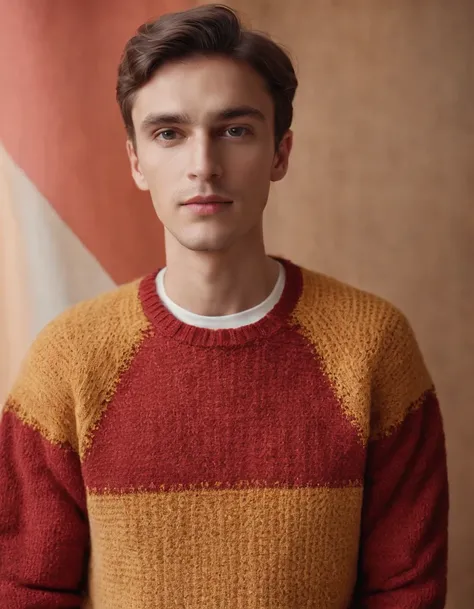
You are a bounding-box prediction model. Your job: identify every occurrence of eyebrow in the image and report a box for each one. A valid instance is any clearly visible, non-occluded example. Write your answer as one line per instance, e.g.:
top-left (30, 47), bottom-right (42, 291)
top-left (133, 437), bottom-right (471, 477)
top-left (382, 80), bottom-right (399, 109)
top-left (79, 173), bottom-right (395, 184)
top-left (140, 105), bottom-right (266, 132)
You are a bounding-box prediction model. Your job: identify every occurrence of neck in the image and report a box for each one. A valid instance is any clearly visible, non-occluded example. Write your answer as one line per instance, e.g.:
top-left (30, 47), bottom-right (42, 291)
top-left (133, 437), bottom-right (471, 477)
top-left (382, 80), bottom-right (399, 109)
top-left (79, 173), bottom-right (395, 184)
top-left (163, 231), bottom-right (280, 317)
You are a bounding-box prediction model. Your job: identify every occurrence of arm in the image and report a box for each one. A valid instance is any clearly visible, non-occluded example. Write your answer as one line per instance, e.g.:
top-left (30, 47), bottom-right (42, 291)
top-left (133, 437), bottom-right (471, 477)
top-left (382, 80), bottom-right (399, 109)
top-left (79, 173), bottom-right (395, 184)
top-left (0, 326), bottom-right (90, 607)
top-left (353, 312), bottom-right (449, 608)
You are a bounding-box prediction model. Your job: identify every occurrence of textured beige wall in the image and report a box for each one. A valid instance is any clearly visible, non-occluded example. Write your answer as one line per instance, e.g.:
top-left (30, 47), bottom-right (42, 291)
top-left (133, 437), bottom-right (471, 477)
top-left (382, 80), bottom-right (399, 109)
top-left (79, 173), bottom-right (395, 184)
top-left (225, 1), bottom-right (474, 607)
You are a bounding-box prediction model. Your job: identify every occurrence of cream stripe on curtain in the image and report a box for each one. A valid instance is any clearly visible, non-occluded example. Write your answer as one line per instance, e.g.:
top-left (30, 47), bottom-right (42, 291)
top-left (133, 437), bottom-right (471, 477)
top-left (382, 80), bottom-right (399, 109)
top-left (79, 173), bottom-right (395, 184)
top-left (0, 145), bottom-right (31, 403)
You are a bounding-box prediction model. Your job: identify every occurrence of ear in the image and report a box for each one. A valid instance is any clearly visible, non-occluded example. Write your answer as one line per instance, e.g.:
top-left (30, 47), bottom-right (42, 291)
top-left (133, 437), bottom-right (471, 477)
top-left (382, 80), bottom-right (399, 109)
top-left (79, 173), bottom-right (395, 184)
top-left (126, 139), bottom-right (149, 191)
top-left (270, 130), bottom-right (293, 183)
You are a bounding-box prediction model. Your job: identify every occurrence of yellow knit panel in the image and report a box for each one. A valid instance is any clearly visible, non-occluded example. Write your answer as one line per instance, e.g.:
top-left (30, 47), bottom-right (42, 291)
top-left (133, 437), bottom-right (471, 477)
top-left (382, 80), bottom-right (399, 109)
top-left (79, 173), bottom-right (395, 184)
top-left (370, 307), bottom-right (434, 440)
top-left (292, 269), bottom-right (433, 443)
top-left (86, 486), bottom-right (362, 609)
top-left (5, 280), bottom-right (151, 456)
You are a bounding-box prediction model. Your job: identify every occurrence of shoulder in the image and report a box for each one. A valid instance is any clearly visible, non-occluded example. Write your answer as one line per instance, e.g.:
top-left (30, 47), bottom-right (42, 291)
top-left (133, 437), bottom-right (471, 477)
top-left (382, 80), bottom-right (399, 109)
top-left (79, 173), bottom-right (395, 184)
top-left (293, 265), bottom-right (403, 353)
top-left (21, 277), bottom-right (149, 369)
top-left (4, 277), bottom-right (152, 451)
top-left (51, 277), bottom-right (146, 337)
top-left (292, 265), bottom-right (433, 440)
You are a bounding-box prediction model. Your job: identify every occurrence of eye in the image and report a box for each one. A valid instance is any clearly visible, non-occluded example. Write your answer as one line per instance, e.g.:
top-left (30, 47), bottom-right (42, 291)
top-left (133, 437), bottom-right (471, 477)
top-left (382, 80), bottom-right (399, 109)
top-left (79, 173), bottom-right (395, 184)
top-left (224, 126), bottom-right (249, 138)
top-left (155, 129), bottom-right (179, 141)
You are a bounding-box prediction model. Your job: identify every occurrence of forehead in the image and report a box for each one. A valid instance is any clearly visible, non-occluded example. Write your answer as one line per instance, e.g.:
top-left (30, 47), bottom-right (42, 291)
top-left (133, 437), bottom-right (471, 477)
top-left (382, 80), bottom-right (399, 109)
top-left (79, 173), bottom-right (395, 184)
top-left (131, 55), bottom-right (274, 125)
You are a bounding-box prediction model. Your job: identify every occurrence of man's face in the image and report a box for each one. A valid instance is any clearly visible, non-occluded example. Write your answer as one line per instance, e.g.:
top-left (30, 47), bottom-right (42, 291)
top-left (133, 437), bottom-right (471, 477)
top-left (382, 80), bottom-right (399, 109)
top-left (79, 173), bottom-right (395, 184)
top-left (127, 55), bottom-right (292, 253)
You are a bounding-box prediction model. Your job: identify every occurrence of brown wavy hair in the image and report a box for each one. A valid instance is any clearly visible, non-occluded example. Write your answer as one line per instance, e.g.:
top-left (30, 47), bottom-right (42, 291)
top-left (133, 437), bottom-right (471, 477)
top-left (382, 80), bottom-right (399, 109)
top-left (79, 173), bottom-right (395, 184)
top-left (116, 4), bottom-right (298, 148)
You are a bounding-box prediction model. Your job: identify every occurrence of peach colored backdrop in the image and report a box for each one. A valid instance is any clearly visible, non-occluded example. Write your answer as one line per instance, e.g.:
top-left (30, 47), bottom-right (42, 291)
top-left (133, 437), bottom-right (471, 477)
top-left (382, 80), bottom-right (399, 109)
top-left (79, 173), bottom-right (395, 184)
top-left (1, 1), bottom-right (472, 607)
top-left (223, 1), bottom-right (473, 607)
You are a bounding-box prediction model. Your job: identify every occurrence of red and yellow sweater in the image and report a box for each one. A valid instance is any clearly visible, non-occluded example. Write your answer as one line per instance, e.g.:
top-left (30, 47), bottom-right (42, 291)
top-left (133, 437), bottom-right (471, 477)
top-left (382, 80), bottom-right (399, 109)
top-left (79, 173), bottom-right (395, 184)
top-left (0, 259), bottom-right (448, 608)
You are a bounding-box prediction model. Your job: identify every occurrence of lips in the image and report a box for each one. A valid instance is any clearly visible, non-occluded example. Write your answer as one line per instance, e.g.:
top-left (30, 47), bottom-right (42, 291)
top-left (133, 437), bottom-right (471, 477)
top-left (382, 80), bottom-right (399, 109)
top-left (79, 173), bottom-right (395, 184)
top-left (183, 195), bottom-right (233, 205)
top-left (181, 195), bottom-right (233, 216)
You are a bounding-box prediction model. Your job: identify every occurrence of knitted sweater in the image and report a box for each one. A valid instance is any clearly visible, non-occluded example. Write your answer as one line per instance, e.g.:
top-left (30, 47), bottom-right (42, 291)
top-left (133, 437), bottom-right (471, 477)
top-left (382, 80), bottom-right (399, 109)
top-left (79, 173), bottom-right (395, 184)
top-left (0, 258), bottom-right (448, 609)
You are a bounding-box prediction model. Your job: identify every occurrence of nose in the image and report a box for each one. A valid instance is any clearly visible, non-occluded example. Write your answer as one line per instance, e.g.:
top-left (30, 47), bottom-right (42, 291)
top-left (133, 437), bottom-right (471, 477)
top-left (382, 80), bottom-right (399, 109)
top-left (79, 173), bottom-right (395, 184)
top-left (187, 133), bottom-right (222, 182)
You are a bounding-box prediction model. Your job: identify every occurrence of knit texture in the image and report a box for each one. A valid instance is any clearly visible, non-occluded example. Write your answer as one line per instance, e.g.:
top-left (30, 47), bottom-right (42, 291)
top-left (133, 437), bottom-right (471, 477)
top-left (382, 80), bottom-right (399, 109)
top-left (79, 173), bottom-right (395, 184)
top-left (0, 258), bottom-right (449, 609)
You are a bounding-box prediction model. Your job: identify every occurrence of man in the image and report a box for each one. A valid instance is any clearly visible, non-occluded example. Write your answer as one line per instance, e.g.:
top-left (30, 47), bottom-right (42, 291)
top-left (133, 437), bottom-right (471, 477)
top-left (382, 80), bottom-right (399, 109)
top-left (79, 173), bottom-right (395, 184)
top-left (0, 4), bottom-right (448, 608)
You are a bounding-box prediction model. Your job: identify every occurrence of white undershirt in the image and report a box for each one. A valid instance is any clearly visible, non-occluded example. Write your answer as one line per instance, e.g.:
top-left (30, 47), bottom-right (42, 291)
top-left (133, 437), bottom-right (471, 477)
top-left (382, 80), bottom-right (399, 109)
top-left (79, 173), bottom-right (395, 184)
top-left (155, 262), bottom-right (286, 329)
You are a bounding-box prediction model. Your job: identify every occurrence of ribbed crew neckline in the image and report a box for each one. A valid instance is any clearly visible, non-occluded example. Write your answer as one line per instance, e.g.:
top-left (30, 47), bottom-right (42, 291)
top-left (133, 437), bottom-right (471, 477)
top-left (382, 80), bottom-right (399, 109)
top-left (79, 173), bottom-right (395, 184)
top-left (138, 257), bottom-right (303, 347)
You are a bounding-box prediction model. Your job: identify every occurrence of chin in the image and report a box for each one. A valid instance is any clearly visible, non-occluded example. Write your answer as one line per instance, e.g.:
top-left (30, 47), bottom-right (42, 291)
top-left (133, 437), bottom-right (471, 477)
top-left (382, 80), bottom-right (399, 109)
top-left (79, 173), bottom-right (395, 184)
top-left (175, 231), bottom-right (235, 253)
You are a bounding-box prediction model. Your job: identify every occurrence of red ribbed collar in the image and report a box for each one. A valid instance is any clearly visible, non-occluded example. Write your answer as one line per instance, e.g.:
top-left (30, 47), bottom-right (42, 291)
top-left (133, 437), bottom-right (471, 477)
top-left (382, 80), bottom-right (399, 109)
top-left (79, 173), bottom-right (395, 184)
top-left (138, 257), bottom-right (303, 347)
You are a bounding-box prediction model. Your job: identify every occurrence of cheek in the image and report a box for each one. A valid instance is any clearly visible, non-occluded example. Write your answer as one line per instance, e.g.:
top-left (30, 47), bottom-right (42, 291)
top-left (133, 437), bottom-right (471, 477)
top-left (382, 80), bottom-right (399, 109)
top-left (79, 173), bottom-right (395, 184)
top-left (141, 155), bottom-right (179, 196)
top-left (232, 147), bottom-right (273, 179)
top-left (238, 161), bottom-right (272, 209)
top-left (141, 142), bottom-right (183, 172)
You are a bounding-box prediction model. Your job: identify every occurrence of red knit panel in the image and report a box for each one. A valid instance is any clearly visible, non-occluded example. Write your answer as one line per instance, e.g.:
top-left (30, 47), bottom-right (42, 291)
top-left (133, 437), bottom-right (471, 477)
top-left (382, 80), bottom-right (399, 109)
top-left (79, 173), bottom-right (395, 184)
top-left (83, 327), bottom-right (365, 492)
top-left (351, 390), bottom-right (448, 608)
top-left (0, 410), bottom-right (89, 606)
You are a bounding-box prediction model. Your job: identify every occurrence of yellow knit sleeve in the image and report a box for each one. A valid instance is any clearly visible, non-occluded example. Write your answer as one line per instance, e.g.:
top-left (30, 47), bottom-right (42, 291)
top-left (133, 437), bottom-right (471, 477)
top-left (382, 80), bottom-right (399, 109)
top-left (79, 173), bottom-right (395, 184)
top-left (4, 279), bottom-right (151, 457)
top-left (370, 306), bottom-right (434, 440)
top-left (4, 308), bottom-right (79, 450)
